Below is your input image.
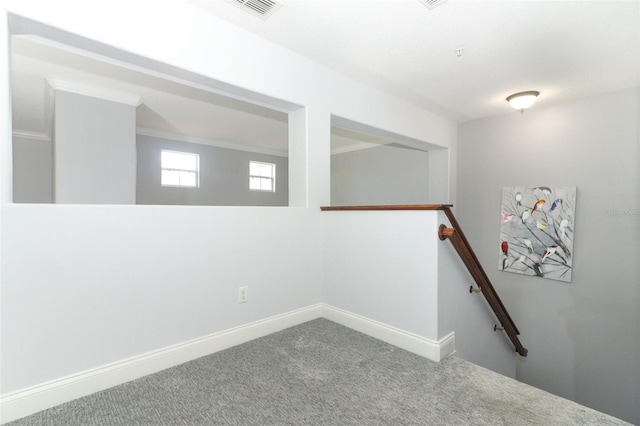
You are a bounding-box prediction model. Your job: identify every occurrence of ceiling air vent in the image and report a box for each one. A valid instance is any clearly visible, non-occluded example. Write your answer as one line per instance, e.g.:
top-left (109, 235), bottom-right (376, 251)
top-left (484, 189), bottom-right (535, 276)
top-left (227, 0), bottom-right (283, 19)
top-left (418, 0), bottom-right (447, 10)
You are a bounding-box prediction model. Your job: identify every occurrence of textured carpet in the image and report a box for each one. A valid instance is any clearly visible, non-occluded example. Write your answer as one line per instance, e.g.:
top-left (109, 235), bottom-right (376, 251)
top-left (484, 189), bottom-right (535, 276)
top-left (7, 319), bottom-right (630, 425)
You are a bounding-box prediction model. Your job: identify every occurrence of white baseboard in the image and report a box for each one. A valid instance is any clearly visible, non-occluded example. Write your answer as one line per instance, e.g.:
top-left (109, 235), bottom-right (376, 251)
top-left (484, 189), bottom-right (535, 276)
top-left (1, 304), bottom-right (453, 424)
top-left (0, 304), bottom-right (324, 425)
top-left (320, 304), bottom-right (455, 362)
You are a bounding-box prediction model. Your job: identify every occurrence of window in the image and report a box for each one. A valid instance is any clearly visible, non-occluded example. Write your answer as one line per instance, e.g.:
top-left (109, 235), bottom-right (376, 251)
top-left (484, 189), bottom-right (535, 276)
top-left (249, 161), bottom-right (276, 192)
top-left (161, 150), bottom-right (199, 187)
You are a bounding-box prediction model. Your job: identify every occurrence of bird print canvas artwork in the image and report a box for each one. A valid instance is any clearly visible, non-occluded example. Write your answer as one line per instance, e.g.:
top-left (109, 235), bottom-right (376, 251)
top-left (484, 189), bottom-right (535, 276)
top-left (499, 186), bottom-right (576, 282)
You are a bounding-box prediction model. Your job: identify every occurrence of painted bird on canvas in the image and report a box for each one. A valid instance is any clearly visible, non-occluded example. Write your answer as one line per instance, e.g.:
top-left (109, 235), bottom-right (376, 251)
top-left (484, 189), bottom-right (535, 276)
top-left (541, 245), bottom-right (558, 262)
top-left (550, 198), bottom-right (562, 211)
top-left (534, 186), bottom-right (552, 195)
top-left (501, 241), bottom-right (509, 256)
top-left (523, 237), bottom-right (534, 254)
top-left (532, 199), bottom-right (546, 212)
top-left (501, 212), bottom-right (514, 223)
top-left (559, 219), bottom-right (569, 239)
top-left (532, 263), bottom-right (544, 277)
top-left (521, 210), bottom-right (531, 223)
top-left (515, 192), bottom-right (523, 206)
top-left (536, 220), bottom-right (549, 230)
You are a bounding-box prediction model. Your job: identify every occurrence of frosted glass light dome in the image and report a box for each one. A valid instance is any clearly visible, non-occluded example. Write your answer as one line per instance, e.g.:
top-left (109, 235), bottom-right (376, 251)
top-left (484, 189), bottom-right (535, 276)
top-left (506, 91), bottom-right (540, 112)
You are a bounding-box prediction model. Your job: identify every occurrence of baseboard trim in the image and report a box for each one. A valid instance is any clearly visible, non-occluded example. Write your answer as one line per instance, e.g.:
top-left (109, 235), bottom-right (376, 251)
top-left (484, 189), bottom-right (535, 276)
top-left (320, 304), bottom-right (455, 362)
top-left (0, 304), bottom-right (324, 425)
top-left (1, 303), bottom-right (453, 424)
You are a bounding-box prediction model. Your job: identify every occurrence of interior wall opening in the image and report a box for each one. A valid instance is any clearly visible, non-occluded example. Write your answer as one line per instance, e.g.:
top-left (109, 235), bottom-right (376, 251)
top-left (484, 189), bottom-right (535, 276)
top-left (330, 116), bottom-right (434, 206)
top-left (9, 20), bottom-right (302, 207)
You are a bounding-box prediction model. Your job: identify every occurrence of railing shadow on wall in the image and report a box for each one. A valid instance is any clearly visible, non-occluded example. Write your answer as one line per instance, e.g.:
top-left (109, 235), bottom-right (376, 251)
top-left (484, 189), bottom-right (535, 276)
top-left (320, 204), bottom-right (528, 357)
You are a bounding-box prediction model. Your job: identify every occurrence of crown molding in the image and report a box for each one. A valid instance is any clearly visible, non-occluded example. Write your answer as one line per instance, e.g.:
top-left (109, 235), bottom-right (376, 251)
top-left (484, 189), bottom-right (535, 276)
top-left (330, 141), bottom-right (387, 156)
top-left (46, 76), bottom-right (142, 107)
top-left (136, 127), bottom-right (288, 158)
top-left (12, 130), bottom-right (51, 141)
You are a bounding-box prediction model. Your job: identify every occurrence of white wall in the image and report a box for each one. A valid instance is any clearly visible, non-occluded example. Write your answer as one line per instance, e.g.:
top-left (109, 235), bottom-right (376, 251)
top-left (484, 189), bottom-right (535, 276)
top-left (321, 209), bottom-right (517, 372)
top-left (1, 10), bottom-right (10, 204)
top-left (0, 0), bottom-right (457, 414)
top-left (54, 91), bottom-right (136, 204)
top-left (322, 210), bottom-right (440, 339)
top-left (457, 87), bottom-right (640, 424)
top-left (1, 204), bottom-right (322, 392)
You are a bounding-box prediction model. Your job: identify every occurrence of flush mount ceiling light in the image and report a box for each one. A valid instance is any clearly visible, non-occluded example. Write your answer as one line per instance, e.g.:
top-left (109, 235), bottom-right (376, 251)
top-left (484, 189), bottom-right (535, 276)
top-left (506, 91), bottom-right (540, 113)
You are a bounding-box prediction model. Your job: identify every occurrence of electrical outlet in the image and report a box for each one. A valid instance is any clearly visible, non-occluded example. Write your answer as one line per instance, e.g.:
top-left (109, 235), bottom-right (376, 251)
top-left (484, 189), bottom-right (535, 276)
top-left (238, 286), bottom-right (248, 303)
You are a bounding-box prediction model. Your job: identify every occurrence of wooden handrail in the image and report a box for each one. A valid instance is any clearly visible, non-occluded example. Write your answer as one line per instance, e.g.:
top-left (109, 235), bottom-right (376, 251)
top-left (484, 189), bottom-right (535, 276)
top-left (321, 204), bottom-right (452, 211)
top-left (439, 206), bottom-right (528, 357)
top-left (321, 204), bottom-right (528, 357)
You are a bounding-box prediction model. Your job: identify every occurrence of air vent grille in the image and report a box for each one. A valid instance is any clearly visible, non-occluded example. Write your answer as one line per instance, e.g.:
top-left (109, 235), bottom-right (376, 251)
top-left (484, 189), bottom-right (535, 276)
top-left (228, 0), bottom-right (283, 19)
top-left (418, 0), bottom-right (447, 10)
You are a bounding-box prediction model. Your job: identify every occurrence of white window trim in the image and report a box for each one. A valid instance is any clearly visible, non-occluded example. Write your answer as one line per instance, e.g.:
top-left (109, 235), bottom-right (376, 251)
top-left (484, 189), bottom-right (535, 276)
top-left (161, 150), bottom-right (200, 188)
top-left (249, 161), bottom-right (276, 192)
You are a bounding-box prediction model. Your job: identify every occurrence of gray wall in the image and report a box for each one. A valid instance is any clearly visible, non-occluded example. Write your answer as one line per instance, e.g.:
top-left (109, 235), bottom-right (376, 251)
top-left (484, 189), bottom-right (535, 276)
top-left (54, 91), bottom-right (137, 204)
top-left (331, 144), bottom-right (429, 205)
top-left (457, 87), bottom-right (639, 424)
top-left (136, 134), bottom-right (288, 206)
top-left (12, 134), bottom-right (52, 203)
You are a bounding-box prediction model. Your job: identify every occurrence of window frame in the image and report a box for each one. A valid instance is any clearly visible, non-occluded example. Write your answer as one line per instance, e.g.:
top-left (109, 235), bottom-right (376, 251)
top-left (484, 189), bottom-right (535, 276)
top-left (249, 160), bottom-right (276, 193)
top-left (161, 150), bottom-right (200, 188)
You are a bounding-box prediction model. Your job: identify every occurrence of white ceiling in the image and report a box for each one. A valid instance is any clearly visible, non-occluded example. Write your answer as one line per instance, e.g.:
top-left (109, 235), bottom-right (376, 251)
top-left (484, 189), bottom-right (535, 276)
top-left (189, 0), bottom-right (640, 122)
top-left (11, 1), bottom-right (640, 154)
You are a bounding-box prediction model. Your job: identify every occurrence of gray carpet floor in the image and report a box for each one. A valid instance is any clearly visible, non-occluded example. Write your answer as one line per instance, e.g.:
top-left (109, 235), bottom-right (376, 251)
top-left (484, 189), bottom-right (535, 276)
top-left (7, 318), bottom-right (629, 425)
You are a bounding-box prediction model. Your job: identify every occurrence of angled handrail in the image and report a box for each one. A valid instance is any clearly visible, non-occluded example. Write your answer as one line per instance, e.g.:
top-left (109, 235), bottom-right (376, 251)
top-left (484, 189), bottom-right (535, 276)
top-left (439, 206), bottom-right (528, 357)
top-left (321, 204), bottom-right (528, 357)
